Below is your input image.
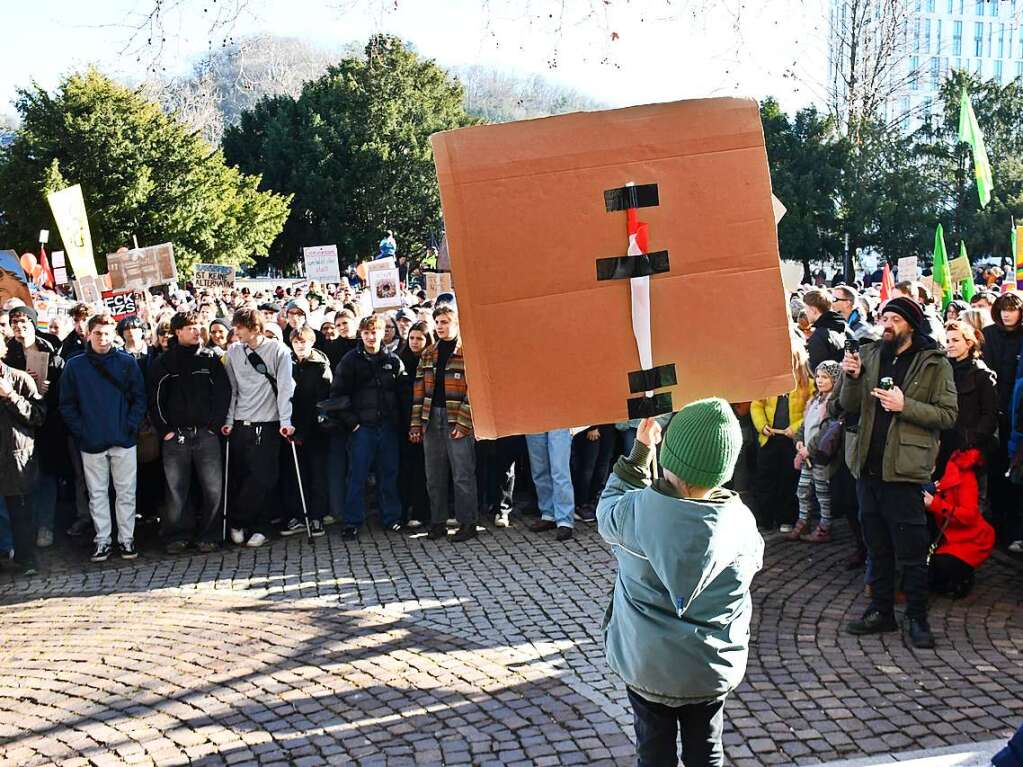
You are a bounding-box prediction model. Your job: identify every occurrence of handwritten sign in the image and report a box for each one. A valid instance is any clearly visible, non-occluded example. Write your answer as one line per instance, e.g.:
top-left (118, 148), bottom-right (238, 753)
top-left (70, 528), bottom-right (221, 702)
top-left (303, 245), bottom-right (341, 283)
top-left (193, 263), bottom-right (235, 289)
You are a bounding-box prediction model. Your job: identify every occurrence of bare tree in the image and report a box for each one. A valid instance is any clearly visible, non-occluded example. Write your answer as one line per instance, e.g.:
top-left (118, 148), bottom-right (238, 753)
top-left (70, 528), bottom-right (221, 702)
top-left (453, 65), bottom-right (603, 122)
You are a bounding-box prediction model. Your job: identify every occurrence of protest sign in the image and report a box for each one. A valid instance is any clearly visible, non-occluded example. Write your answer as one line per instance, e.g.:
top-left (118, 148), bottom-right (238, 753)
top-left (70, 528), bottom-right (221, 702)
top-left (432, 97), bottom-right (794, 438)
top-left (0, 250), bottom-right (33, 306)
top-left (107, 243), bottom-right (177, 290)
top-left (50, 251), bottom-right (69, 285)
top-left (368, 268), bottom-right (402, 312)
top-left (779, 261), bottom-right (804, 293)
top-left (74, 275), bottom-right (104, 304)
top-left (193, 263), bottom-right (235, 289)
top-left (920, 274), bottom-right (935, 296)
top-left (948, 255), bottom-right (972, 284)
top-left (897, 256), bottom-right (918, 281)
top-left (424, 271), bottom-right (453, 301)
top-left (100, 290), bottom-right (138, 321)
top-left (303, 245), bottom-right (341, 283)
top-left (47, 184), bottom-right (97, 278)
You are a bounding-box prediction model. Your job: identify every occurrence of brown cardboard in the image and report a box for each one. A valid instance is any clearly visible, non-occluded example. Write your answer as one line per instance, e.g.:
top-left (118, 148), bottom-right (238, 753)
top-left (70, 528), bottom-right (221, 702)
top-left (431, 98), bottom-right (794, 439)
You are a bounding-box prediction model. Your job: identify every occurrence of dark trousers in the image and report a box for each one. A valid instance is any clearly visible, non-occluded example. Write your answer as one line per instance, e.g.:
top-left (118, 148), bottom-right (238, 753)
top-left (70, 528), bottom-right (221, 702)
top-left (5, 494), bottom-right (37, 570)
top-left (282, 436), bottom-right (328, 523)
top-left (570, 426), bottom-right (616, 508)
top-left (929, 553), bottom-right (976, 598)
top-left (399, 440), bottom-right (430, 523)
top-left (345, 425), bottom-right (401, 528)
top-left (627, 688), bottom-right (726, 767)
top-left (476, 436), bottom-right (521, 514)
top-left (856, 476), bottom-right (930, 620)
top-left (831, 461), bottom-right (866, 557)
top-left (753, 436), bottom-right (798, 528)
top-left (989, 415), bottom-right (1019, 541)
top-left (161, 428), bottom-right (223, 544)
top-left (229, 422), bottom-right (281, 536)
top-left (326, 431), bottom-right (349, 521)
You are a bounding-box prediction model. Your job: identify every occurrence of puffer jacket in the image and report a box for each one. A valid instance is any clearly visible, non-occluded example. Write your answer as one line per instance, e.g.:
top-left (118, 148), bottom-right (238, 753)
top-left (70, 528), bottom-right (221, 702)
top-left (927, 448), bottom-right (994, 568)
top-left (839, 335), bottom-right (958, 483)
top-left (330, 346), bottom-right (409, 431)
top-left (291, 348), bottom-right (332, 443)
top-left (807, 310), bottom-right (850, 370)
top-left (982, 321), bottom-right (1023, 415)
top-left (148, 342), bottom-right (232, 436)
top-left (0, 362), bottom-right (46, 495)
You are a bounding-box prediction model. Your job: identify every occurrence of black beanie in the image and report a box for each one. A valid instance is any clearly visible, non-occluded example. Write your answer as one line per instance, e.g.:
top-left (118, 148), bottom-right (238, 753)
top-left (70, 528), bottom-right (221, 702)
top-left (882, 296), bottom-right (924, 331)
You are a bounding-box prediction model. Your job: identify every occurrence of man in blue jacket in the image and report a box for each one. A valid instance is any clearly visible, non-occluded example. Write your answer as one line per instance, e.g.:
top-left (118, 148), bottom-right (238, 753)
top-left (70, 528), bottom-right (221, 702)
top-left (598, 399), bottom-right (764, 767)
top-left (59, 313), bottom-right (147, 562)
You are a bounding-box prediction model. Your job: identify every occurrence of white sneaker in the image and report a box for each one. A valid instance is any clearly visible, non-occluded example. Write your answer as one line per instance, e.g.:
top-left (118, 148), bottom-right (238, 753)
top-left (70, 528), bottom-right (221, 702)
top-left (230, 528), bottom-right (246, 545)
top-left (406, 519), bottom-right (422, 529)
top-left (1009, 540), bottom-right (1023, 554)
top-left (36, 528), bottom-right (54, 548)
top-left (494, 511), bottom-right (510, 528)
top-left (246, 533), bottom-right (267, 548)
top-left (779, 524), bottom-right (794, 534)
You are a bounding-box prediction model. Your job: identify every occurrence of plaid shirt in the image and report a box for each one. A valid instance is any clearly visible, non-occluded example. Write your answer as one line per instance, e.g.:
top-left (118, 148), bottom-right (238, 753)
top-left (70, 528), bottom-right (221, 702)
top-left (411, 337), bottom-right (473, 436)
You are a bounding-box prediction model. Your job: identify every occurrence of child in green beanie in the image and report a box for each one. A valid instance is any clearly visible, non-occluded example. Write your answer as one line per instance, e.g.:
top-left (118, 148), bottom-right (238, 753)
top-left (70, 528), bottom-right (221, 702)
top-left (597, 398), bottom-right (765, 767)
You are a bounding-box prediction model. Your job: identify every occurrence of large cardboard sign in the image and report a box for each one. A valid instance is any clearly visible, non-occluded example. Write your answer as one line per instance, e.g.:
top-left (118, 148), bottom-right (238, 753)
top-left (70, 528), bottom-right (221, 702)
top-left (303, 245), bottom-right (341, 283)
top-left (194, 263), bottom-right (235, 289)
top-left (431, 97), bottom-right (794, 438)
top-left (46, 184), bottom-right (97, 278)
top-left (107, 244), bottom-right (177, 290)
top-left (0, 250), bottom-right (33, 306)
top-left (424, 271), bottom-right (453, 301)
top-left (368, 268), bottom-right (402, 312)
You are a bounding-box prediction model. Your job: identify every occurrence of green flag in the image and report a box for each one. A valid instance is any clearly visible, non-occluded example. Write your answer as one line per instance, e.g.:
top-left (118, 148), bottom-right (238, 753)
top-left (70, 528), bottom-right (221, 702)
top-left (933, 223), bottom-right (952, 312)
top-left (959, 88), bottom-right (993, 208)
top-left (959, 241), bottom-right (975, 302)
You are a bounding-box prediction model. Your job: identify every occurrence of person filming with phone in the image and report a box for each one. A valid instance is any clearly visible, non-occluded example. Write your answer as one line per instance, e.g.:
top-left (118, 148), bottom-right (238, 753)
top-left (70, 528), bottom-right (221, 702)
top-left (839, 296), bottom-right (957, 649)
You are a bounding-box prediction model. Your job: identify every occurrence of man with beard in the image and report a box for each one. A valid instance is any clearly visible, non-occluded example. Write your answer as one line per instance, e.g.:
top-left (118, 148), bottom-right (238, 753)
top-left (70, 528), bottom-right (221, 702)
top-left (840, 297), bottom-right (957, 649)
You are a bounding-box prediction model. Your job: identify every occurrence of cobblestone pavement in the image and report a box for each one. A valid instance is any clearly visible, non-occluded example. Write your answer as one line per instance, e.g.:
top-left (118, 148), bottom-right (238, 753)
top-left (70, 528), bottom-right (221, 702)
top-left (0, 519), bottom-right (1021, 766)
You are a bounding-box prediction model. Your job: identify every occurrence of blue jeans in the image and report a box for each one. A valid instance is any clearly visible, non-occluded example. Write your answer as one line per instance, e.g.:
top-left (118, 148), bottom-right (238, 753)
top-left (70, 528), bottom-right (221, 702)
top-left (344, 425), bottom-right (401, 528)
top-left (327, 432), bottom-right (349, 520)
top-left (526, 430), bottom-right (574, 528)
top-left (0, 497), bottom-right (11, 554)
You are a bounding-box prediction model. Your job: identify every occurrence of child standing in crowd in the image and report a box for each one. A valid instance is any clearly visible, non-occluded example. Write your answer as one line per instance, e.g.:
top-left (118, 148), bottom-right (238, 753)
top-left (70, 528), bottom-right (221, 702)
top-left (791, 361), bottom-right (842, 542)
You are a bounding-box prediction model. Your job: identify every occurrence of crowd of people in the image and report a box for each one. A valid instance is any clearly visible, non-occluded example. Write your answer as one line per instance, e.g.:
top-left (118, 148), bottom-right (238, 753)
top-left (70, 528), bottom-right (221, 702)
top-left (0, 263), bottom-right (1017, 649)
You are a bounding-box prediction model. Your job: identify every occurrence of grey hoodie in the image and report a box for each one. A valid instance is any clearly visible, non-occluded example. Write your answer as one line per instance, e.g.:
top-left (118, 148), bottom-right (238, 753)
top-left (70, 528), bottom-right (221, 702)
top-left (224, 338), bottom-right (295, 427)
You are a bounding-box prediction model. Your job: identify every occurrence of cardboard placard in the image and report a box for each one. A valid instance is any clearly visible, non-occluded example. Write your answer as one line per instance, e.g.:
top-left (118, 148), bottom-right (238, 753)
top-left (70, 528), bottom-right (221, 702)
top-left (24, 348), bottom-right (50, 383)
top-left (424, 271), bottom-right (453, 301)
top-left (193, 263), bottom-right (236, 288)
top-left (303, 245), bottom-right (341, 283)
top-left (74, 275), bottom-right (104, 304)
top-left (100, 289), bottom-right (138, 321)
top-left (948, 255), bottom-right (972, 284)
top-left (47, 184), bottom-right (97, 278)
top-left (920, 275), bottom-right (935, 296)
top-left (107, 243), bottom-right (177, 290)
top-left (431, 97), bottom-right (794, 438)
top-left (779, 261), bottom-right (805, 293)
top-left (0, 249), bottom-right (33, 306)
top-left (897, 256), bottom-right (918, 281)
top-left (368, 268), bottom-right (402, 311)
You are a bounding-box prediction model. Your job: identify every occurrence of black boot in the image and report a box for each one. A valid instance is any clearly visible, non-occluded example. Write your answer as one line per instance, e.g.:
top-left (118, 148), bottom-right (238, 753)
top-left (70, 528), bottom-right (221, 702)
top-left (907, 617), bottom-right (936, 649)
top-left (846, 609), bottom-right (897, 635)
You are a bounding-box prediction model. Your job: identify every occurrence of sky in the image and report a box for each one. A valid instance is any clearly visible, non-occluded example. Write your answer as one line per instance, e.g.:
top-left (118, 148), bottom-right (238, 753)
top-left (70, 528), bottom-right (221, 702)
top-left (0, 0), bottom-right (831, 121)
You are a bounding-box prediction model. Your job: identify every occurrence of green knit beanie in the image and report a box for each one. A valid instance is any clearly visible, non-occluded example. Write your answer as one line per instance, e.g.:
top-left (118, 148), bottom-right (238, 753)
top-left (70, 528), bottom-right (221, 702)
top-left (660, 398), bottom-right (743, 489)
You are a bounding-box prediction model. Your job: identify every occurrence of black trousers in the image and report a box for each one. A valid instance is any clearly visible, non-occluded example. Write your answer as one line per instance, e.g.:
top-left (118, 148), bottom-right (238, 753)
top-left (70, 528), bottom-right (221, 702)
top-left (229, 422), bottom-right (281, 536)
top-left (929, 553), bottom-right (976, 598)
top-left (570, 426), bottom-right (616, 507)
top-left (831, 461), bottom-right (866, 557)
top-left (627, 688), bottom-right (726, 767)
top-left (988, 414), bottom-right (1018, 541)
top-left (399, 440), bottom-right (431, 523)
top-left (753, 436), bottom-right (798, 528)
top-left (281, 436), bottom-right (328, 523)
top-left (5, 494), bottom-right (37, 570)
top-left (476, 436), bottom-right (523, 514)
top-left (856, 477), bottom-right (930, 620)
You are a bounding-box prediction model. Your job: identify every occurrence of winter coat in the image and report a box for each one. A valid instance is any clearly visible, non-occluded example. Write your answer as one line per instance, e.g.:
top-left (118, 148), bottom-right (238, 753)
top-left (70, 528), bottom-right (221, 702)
top-left (148, 342), bottom-right (232, 436)
top-left (806, 310), bottom-right (850, 370)
top-left (993, 722), bottom-right (1023, 767)
top-left (58, 331), bottom-right (87, 361)
top-left (927, 448), bottom-right (994, 569)
top-left (330, 346), bottom-right (409, 431)
top-left (597, 442), bottom-right (764, 706)
top-left (3, 335), bottom-right (67, 474)
top-left (839, 335), bottom-right (958, 483)
top-left (326, 336), bottom-right (359, 373)
top-left (750, 384), bottom-right (814, 447)
top-left (0, 362), bottom-right (46, 495)
top-left (847, 309), bottom-right (880, 343)
top-left (59, 348), bottom-right (147, 454)
top-left (794, 392), bottom-right (841, 476)
top-left (982, 321), bottom-right (1023, 415)
top-left (291, 348), bottom-right (332, 443)
top-left (945, 357), bottom-right (999, 458)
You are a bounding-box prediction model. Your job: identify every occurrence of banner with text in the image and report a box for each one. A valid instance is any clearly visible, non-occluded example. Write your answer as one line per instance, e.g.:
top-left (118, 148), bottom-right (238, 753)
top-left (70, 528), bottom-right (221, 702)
top-left (303, 245), bottom-right (341, 283)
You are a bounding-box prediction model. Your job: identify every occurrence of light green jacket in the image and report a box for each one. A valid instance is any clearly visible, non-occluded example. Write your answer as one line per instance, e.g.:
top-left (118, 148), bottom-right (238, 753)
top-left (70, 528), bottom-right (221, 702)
top-left (596, 443), bottom-right (764, 706)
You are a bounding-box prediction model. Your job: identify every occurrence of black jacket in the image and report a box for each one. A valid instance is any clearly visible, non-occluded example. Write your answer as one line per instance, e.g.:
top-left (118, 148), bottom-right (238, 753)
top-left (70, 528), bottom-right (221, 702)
top-left (982, 322), bottom-right (1022, 415)
top-left (291, 348), bottom-right (332, 443)
top-left (59, 331), bottom-right (87, 361)
top-left (3, 335), bottom-right (67, 474)
top-left (325, 336), bottom-right (359, 372)
top-left (330, 346), bottom-right (410, 430)
top-left (945, 356), bottom-right (999, 458)
top-left (807, 310), bottom-right (850, 370)
top-left (147, 342), bottom-right (232, 435)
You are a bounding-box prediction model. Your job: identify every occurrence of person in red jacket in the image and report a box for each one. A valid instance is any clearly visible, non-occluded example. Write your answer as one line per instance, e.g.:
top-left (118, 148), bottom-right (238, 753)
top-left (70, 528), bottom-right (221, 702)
top-left (922, 447), bottom-right (995, 598)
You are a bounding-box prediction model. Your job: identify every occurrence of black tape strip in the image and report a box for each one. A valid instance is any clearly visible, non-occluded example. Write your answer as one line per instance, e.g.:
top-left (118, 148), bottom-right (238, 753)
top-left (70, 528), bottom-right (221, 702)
top-left (604, 184), bottom-right (659, 212)
top-left (626, 392), bottom-right (674, 420)
top-left (628, 363), bottom-right (678, 394)
top-left (595, 251), bottom-right (670, 281)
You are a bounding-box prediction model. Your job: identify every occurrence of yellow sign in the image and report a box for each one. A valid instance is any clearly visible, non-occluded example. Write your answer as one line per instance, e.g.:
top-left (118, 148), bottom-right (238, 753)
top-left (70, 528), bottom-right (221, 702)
top-left (46, 184), bottom-right (97, 278)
